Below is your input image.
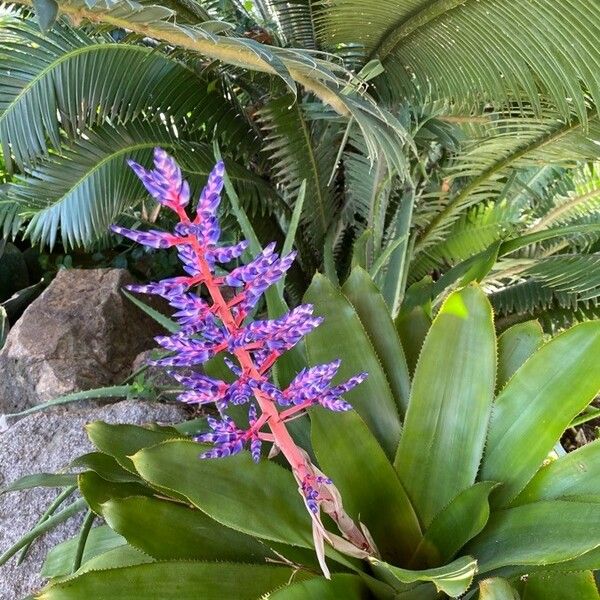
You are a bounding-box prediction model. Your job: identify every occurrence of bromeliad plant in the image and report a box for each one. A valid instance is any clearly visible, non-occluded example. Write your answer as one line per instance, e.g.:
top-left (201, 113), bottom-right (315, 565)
top-left (110, 149), bottom-right (376, 572)
top-left (3, 155), bottom-right (600, 599)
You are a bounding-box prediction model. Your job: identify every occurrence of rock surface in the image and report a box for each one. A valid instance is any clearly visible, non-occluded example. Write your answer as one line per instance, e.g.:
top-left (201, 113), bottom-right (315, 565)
top-left (0, 268), bottom-right (165, 413)
top-left (0, 400), bottom-right (188, 599)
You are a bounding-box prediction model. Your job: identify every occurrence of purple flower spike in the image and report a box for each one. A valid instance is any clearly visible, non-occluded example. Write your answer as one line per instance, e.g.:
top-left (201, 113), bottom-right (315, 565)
top-left (127, 152), bottom-right (190, 210)
top-left (196, 416), bottom-right (246, 458)
top-left (115, 150), bottom-right (377, 561)
top-left (196, 161), bottom-right (225, 219)
top-left (111, 225), bottom-right (183, 249)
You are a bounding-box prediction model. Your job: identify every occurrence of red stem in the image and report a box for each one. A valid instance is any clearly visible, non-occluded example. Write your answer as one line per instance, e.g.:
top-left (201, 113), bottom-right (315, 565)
top-left (188, 236), bottom-right (312, 481)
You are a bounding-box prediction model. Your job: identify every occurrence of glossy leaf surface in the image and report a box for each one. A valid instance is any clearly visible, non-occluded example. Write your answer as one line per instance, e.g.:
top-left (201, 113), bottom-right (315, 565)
top-left (482, 321), bottom-right (600, 506)
top-left (395, 285), bottom-right (496, 526)
top-left (304, 273), bottom-right (401, 458)
top-left (342, 267), bottom-right (411, 417)
top-left (312, 409), bottom-right (422, 565)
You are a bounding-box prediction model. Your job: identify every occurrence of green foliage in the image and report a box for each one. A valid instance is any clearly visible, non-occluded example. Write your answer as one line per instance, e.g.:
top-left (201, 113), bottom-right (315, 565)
top-left (1, 0), bottom-right (600, 330)
top-left (6, 275), bottom-right (600, 599)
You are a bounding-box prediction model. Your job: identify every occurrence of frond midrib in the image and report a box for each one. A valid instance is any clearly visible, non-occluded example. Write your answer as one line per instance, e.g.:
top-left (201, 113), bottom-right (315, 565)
top-left (295, 102), bottom-right (329, 234)
top-left (367, 0), bottom-right (467, 62)
top-left (414, 111), bottom-right (594, 253)
top-left (21, 140), bottom-right (161, 212)
top-left (529, 188), bottom-right (600, 232)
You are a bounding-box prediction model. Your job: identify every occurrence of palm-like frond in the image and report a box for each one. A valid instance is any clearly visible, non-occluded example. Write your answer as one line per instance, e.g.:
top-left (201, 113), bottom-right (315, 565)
top-left (412, 108), bottom-right (600, 257)
top-left (0, 17), bottom-right (255, 170)
top-left (10, 0), bottom-right (417, 179)
top-left (258, 95), bottom-right (340, 252)
top-left (3, 121), bottom-right (277, 249)
top-left (269, 0), bottom-right (318, 49)
top-left (316, 0), bottom-right (600, 124)
top-left (490, 279), bottom-right (600, 332)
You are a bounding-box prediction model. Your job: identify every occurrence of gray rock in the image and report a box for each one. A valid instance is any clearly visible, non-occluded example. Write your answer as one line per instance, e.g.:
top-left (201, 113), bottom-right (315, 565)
top-left (0, 400), bottom-right (188, 599)
top-left (0, 268), bottom-right (165, 413)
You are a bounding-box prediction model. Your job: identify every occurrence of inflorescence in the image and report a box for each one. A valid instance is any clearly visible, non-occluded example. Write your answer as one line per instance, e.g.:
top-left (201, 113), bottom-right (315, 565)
top-left (112, 149), bottom-right (375, 572)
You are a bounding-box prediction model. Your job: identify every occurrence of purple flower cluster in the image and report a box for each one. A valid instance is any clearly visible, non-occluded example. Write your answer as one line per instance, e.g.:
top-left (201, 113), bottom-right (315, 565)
top-left (112, 148), bottom-right (367, 467)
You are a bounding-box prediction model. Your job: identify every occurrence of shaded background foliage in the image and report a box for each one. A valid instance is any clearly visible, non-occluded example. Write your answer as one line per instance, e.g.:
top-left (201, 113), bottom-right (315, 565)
top-left (1, 0), bottom-right (600, 330)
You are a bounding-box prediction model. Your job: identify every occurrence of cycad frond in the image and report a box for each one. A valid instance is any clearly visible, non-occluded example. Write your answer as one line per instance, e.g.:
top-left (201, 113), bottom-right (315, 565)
top-left (4, 121), bottom-right (277, 249)
top-left (412, 108), bottom-right (600, 255)
top-left (529, 163), bottom-right (600, 232)
top-left (10, 0), bottom-right (416, 179)
top-left (270, 0), bottom-right (318, 49)
top-left (258, 95), bottom-right (339, 251)
top-left (316, 0), bottom-right (600, 124)
top-left (522, 254), bottom-right (600, 300)
top-left (410, 200), bottom-right (520, 283)
top-left (490, 279), bottom-right (600, 332)
top-left (0, 17), bottom-right (254, 169)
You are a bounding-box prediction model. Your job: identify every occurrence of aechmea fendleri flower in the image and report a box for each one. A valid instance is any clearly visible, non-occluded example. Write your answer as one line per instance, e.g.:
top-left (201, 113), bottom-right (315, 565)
top-left (111, 148), bottom-right (378, 575)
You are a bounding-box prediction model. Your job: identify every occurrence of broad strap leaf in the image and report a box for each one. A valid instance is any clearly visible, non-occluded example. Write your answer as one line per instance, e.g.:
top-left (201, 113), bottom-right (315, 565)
top-left (395, 285), bottom-right (496, 526)
top-left (466, 500), bottom-right (600, 574)
top-left (41, 525), bottom-right (125, 578)
top-left (496, 321), bottom-right (544, 391)
top-left (36, 562), bottom-right (313, 600)
top-left (477, 577), bottom-right (520, 600)
top-left (481, 321), bottom-right (600, 506)
top-left (514, 439), bottom-right (600, 505)
top-left (268, 573), bottom-right (371, 599)
top-left (342, 266), bottom-right (411, 417)
top-left (311, 409), bottom-right (422, 565)
top-left (304, 273), bottom-right (402, 458)
top-left (410, 482), bottom-right (497, 568)
top-left (521, 571), bottom-right (600, 600)
top-left (101, 495), bottom-right (271, 563)
top-left (130, 439), bottom-right (313, 548)
top-left (369, 555), bottom-right (477, 598)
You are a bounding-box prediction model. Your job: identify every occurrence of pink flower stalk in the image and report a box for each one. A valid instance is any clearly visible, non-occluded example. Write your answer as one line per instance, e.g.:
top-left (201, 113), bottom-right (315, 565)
top-left (111, 149), bottom-right (378, 574)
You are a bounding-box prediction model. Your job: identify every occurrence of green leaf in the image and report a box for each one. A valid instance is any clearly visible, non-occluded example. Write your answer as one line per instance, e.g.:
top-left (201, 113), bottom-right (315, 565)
top-left (481, 321), bottom-right (600, 506)
top-left (466, 500), bottom-right (600, 573)
top-left (477, 578), bottom-right (520, 600)
top-left (85, 422), bottom-right (184, 473)
top-left (369, 555), bottom-right (478, 598)
top-left (131, 440), bottom-right (313, 548)
top-left (1, 473), bottom-right (76, 494)
top-left (70, 453), bottom-right (144, 484)
top-left (122, 291), bottom-right (179, 333)
top-left (0, 306), bottom-right (8, 348)
top-left (496, 321), bottom-right (544, 391)
top-left (394, 307), bottom-right (432, 376)
top-left (311, 409), bottom-right (422, 565)
top-left (395, 285), bottom-right (496, 526)
top-left (342, 267), bottom-right (411, 417)
top-left (78, 471), bottom-right (154, 515)
top-left (351, 229), bottom-right (373, 271)
top-left (42, 526), bottom-right (126, 578)
top-left (73, 545), bottom-right (153, 574)
top-left (304, 273), bottom-right (401, 458)
top-left (0, 498), bottom-right (86, 567)
top-left (258, 95), bottom-right (338, 253)
top-left (9, 122), bottom-right (274, 250)
top-left (37, 562), bottom-right (312, 600)
top-left (521, 571), bottom-right (600, 600)
top-left (5, 385), bottom-right (134, 418)
top-left (410, 482), bottom-right (497, 568)
top-left (0, 19), bottom-right (253, 170)
top-left (514, 439), bottom-right (600, 505)
top-left (101, 495), bottom-right (272, 563)
top-left (268, 573), bottom-right (370, 599)
top-left (320, 1), bottom-right (600, 126)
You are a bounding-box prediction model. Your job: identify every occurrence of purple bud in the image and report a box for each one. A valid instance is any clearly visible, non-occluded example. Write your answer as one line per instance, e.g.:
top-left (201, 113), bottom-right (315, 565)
top-left (111, 225), bottom-right (181, 249)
